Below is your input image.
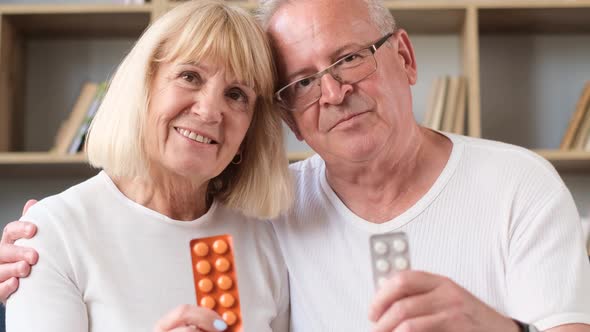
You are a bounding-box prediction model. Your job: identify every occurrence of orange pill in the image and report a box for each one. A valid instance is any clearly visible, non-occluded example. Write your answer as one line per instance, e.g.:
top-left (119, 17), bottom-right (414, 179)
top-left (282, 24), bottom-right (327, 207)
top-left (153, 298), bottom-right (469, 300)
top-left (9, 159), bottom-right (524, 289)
top-left (196, 260), bottom-right (211, 275)
top-left (213, 239), bottom-right (228, 254)
top-left (198, 278), bottom-right (213, 293)
top-left (215, 258), bottom-right (230, 272)
top-left (222, 311), bottom-right (237, 326)
top-left (200, 296), bottom-right (215, 309)
top-left (193, 242), bottom-right (209, 257)
top-left (219, 293), bottom-right (235, 308)
top-left (217, 275), bottom-right (233, 290)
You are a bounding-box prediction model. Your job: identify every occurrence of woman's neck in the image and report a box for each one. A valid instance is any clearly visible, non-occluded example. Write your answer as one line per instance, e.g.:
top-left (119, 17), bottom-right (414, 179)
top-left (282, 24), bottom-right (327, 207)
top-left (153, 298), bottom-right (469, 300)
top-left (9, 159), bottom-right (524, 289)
top-left (112, 169), bottom-right (210, 221)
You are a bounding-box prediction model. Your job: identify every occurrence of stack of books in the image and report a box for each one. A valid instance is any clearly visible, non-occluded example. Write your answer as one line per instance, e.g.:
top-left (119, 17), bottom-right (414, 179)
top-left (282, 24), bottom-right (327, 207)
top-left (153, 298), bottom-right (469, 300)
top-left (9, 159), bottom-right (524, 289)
top-left (422, 75), bottom-right (468, 135)
top-left (51, 82), bottom-right (107, 155)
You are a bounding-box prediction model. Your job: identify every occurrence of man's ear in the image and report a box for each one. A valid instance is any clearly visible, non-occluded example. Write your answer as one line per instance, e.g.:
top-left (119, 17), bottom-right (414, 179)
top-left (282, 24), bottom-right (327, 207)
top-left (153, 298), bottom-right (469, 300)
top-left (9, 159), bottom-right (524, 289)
top-left (394, 29), bottom-right (418, 85)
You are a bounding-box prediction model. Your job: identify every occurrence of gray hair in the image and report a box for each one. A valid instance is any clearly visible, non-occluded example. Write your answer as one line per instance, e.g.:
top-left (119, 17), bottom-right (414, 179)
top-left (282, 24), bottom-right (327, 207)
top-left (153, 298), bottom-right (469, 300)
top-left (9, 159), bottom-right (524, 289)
top-left (255, 0), bottom-right (396, 35)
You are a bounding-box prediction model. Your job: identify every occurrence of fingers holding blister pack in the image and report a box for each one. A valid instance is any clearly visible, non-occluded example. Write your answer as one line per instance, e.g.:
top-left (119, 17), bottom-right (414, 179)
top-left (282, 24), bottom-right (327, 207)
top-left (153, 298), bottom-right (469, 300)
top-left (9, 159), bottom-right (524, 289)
top-left (369, 232), bottom-right (411, 289)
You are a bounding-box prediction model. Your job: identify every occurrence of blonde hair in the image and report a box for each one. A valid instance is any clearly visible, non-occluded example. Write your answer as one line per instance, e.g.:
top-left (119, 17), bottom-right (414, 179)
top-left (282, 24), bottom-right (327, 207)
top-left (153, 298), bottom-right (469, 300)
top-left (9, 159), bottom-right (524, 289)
top-left (87, 0), bottom-right (292, 219)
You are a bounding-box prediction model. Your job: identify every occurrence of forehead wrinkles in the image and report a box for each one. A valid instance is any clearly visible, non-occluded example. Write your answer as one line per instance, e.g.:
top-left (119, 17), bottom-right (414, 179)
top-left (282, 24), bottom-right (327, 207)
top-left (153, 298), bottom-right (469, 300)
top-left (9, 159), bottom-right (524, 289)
top-left (273, 19), bottom-right (375, 73)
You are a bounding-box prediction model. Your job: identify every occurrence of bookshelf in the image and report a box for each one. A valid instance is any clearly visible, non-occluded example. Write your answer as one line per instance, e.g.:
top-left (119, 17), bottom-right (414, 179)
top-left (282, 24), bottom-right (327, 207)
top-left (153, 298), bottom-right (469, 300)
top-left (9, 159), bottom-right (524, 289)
top-left (477, 1), bottom-right (590, 173)
top-left (0, 0), bottom-right (590, 175)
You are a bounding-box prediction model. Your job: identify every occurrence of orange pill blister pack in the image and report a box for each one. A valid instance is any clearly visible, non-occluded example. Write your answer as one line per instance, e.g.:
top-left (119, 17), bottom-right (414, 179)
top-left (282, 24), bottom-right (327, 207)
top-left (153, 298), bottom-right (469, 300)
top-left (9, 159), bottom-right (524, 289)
top-left (190, 235), bottom-right (242, 331)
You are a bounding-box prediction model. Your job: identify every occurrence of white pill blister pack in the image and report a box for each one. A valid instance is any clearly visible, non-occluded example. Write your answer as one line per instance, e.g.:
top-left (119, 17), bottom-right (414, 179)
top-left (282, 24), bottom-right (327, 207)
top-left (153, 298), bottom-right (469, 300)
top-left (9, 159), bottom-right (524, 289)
top-left (369, 232), bottom-right (411, 289)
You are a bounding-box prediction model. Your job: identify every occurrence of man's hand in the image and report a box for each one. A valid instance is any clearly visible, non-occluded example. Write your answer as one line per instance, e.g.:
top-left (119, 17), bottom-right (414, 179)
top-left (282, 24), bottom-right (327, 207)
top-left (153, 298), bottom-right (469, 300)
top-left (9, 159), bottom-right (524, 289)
top-left (153, 304), bottom-right (229, 332)
top-left (369, 270), bottom-right (520, 332)
top-left (0, 199), bottom-right (39, 304)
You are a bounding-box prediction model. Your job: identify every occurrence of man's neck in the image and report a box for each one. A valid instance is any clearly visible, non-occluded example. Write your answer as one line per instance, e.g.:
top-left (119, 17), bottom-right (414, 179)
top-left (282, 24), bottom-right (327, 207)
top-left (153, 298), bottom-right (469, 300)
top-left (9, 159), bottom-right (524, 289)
top-left (325, 127), bottom-right (452, 223)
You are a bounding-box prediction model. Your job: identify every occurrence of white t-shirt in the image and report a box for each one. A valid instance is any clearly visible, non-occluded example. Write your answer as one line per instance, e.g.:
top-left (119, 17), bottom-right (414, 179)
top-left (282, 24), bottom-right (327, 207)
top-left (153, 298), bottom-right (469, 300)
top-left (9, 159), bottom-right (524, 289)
top-left (7, 171), bottom-right (289, 332)
top-left (274, 133), bottom-right (590, 332)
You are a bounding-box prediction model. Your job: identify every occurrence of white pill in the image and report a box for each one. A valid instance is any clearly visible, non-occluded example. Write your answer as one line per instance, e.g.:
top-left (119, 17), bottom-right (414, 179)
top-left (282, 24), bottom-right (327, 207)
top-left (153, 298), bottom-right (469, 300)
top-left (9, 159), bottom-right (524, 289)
top-left (392, 238), bottom-right (407, 253)
top-left (373, 241), bottom-right (388, 255)
top-left (394, 256), bottom-right (409, 270)
top-left (376, 259), bottom-right (390, 272)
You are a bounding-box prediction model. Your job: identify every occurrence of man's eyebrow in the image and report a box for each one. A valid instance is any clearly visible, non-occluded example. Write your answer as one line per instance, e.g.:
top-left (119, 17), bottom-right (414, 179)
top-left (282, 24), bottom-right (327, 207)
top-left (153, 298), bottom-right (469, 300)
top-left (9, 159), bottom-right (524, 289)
top-left (283, 41), bottom-right (366, 84)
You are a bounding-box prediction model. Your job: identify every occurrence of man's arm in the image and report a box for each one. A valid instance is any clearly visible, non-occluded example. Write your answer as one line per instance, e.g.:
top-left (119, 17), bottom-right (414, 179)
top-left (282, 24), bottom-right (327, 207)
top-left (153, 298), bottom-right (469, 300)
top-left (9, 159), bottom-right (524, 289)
top-left (369, 270), bottom-right (522, 332)
top-left (0, 199), bottom-right (39, 303)
top-left (5, 201), bottom-right (88, 331)
top-left (369, 184), bottom-right (590, 332)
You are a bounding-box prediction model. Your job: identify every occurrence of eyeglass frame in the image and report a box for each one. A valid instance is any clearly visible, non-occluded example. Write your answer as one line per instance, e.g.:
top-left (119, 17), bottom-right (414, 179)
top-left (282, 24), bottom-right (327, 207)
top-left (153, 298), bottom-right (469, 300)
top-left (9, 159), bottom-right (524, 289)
top-left (275, 32), bottom-right (394, 112)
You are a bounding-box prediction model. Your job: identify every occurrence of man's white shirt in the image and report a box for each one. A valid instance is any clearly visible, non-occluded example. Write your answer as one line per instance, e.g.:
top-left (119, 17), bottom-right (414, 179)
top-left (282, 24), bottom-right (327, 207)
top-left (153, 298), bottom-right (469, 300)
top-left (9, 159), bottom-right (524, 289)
top-left (274, 133), bottom-right (590, 331)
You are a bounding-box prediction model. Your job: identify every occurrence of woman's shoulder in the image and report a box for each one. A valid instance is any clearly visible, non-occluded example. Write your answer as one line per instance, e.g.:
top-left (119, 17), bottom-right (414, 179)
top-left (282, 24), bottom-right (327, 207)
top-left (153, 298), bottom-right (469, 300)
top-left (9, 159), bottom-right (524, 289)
top-left (20, 172), bottom-right (109, 229)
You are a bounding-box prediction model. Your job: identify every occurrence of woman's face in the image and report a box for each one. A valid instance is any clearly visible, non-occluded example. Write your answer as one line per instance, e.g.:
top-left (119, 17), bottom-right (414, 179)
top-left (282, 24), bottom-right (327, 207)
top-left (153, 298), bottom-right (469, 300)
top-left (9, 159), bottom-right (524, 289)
top-left (144, 59), bottom-right (257, 181)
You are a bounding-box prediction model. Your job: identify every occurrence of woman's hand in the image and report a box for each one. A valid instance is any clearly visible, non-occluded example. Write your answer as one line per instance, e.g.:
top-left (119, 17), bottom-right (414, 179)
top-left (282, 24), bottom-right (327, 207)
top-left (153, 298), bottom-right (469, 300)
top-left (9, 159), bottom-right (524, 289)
top-left (0, 199), bottom-right (39, 303)
top-left (154, 304), bottom-right (229, 332)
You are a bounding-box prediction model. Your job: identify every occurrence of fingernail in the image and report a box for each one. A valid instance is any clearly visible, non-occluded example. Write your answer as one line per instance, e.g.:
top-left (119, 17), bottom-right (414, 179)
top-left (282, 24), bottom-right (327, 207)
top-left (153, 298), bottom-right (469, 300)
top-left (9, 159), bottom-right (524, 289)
top-left (25, 225), bottom-right (34, 235)
top-left (213, 319), bottom-right (227, 331)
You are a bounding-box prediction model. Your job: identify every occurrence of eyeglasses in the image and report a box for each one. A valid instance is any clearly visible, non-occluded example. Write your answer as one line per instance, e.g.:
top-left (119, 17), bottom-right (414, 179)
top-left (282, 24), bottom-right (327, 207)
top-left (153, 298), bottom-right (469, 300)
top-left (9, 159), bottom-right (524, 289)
top-left (275, 32), bottom-right (394, 112)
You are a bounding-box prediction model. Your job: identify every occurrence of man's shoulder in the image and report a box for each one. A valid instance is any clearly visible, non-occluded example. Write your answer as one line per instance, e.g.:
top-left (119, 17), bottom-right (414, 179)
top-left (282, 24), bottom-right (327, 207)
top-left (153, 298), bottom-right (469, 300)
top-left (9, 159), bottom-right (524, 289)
top-left (289, 153), bottom-right (322, 170)
top-left (453, 134), bottom-right (559, 179)
top-left (289, 153), bottom-right (323, 178)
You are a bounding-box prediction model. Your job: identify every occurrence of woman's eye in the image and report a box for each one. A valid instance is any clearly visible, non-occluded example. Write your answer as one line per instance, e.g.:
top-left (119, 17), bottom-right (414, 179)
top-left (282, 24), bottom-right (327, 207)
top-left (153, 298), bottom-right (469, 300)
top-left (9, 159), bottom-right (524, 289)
top-left (228, 88), bottom-right (248, 103)
top-left (180, 71), bottom-right (201, 84)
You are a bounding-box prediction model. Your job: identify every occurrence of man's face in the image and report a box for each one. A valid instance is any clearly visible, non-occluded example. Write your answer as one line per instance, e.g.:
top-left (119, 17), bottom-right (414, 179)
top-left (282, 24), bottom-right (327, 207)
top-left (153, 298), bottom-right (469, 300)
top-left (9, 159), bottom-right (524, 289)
top-left (268, 0), bottom-right (417, 163)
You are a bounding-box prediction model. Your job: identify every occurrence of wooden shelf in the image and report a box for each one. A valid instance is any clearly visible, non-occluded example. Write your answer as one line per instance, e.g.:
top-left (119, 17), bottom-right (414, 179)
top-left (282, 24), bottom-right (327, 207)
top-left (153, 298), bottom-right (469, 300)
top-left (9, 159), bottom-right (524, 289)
top-left (168, 1), bottom-right (258, 11)
top-left (0, 152), bottom-right (85, 164)
top-left (0, 4), bottom-right (153, 38)
top-left (535, 149), bottom-right (590, 172)
top-left (0, 152), bottom-right (315, 176)
top-left (0, 153), bottom-right (95, 177)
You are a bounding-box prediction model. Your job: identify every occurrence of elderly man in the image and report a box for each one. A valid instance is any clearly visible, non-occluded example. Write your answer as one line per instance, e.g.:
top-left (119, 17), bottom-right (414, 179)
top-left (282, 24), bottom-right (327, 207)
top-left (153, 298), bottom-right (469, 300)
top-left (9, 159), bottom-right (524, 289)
top-left (1, 0), bottom-right (590, 331)
top-left (257, 0), bottom-right (590, 331)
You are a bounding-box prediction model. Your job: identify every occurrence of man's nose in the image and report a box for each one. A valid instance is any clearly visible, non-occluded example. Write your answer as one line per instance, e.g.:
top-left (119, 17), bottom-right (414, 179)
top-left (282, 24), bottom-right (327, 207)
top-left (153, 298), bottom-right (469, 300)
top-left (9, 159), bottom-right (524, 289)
top-left (318, 73), bottom-right (352, 107)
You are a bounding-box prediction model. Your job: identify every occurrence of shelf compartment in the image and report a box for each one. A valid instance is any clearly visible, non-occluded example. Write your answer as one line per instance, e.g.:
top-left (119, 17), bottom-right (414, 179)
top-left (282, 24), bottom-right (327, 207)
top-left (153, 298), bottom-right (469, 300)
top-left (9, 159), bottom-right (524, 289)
top-left (386, 2), bottom-right (468, 34)
top-left (479, 5), bottom-right (590, 34)
top-left (0, 5), bottom-right (152, 38)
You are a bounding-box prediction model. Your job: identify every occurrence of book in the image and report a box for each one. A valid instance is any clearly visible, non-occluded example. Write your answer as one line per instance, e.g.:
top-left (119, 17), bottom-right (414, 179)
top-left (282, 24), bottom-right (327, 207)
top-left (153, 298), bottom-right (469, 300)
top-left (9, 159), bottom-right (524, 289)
top-left (573, 98), bottom-right (590, 150)
top-left (583, 102), bottom-right (590, 151)
top-left (67, 82), bottom-right (108, 154)
top-left (51, 82), bottom-right (99, 154)
top-left (441, 76), bottom-right (460, 132)
top-left (423, 78), bottom-right (441, 127)
top-left (560, 81), bottom-right (590, 150)
top-left (453, 77), bottom-right (468, 135)
top-left (429, 76), bottom-right (449, 131)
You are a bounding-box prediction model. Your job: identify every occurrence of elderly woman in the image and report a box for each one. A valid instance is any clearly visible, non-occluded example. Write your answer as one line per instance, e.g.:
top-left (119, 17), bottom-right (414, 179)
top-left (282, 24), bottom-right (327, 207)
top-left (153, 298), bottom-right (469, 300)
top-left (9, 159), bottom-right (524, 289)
top-left (5, 1), bottom-right (292, 331)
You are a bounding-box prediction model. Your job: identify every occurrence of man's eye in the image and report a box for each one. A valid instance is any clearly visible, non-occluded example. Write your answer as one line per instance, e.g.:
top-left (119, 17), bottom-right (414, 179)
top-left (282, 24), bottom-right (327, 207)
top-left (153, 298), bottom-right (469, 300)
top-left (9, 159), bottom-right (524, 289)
top-left (297, 78), bottom-right (313, 88)
top-left (344, 54), bottom-right (359, 62)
